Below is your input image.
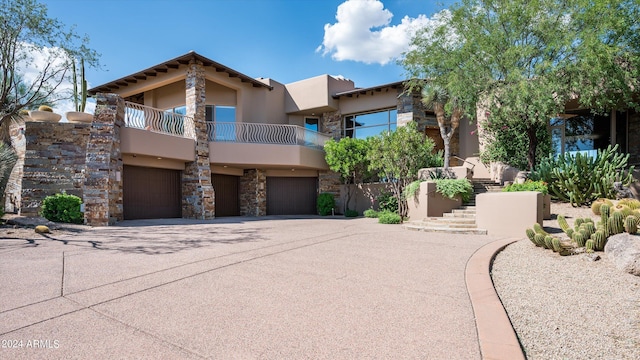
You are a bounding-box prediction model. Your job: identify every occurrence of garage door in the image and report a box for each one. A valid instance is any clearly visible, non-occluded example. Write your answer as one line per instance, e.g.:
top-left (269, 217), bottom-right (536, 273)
top-left (123, 165), bottom-right (182, 220)
top-left (267, 177), bottom-right (317, 215)
top-left (212, 174), bottom-right (240, 216)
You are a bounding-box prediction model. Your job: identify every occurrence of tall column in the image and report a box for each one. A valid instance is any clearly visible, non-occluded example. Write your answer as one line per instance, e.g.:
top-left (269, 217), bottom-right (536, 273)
top-left (239, 169), bottom-right (266, 216)
top-left (182, 59), bottom-right (215, 219)
top-left (83, 93), bottom-right (124, 226)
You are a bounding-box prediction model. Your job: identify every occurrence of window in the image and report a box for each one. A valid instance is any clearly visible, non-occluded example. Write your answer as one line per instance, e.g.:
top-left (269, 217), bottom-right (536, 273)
top-left (305, 117), bottom-right (319, 132)
top-left (344, 108), bottom-right (397, 139)
top-left (550, 110), bottom-right (611, 157)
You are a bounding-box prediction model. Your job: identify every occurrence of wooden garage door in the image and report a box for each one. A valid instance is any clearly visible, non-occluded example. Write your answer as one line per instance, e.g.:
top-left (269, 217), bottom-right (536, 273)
top-left (123, 165), bottom-right (182, 220)
top-left (211, 174), bottom-right (240, 217)
top-left (267, 177), bottom-right (317, 215)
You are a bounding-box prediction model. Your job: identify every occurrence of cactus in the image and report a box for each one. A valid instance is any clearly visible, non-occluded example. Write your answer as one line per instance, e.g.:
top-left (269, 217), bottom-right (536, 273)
top-left (624, 215), bottom-right (638, 234)
top-left (534, 234), bottom-right (546, 248)
top-left (600, 204), bottom-right (611, 219)
top-left (609, 211), bottom-right (625, 235)
top-left (557, 215), bottom-right (571, 233)
top-left (573, 231), bottom-right (586, 247)
top-left (566, 228), bottom-right (574, 239)
top-left (585, 239), bottom-right (596, 253)
top-left (581, 222), bottom-right (595, 238)
top-left (591, 199), bottom-right (613, 215)
top-left (613, 204), bottom-right (632, 217)
top-left (591, 230), bottom-right (607, 251)
top-left (72, 57), bottom-right (88, 112)
top-left (618, 198), bottom-right (640, 210)
top-left (526, 228), bottom-right (537, 245)
top-left (600, 205), bottom-right (611, 236)
top-left (574, 218), bottom-right (585, 228)
top-left (544, 235), bottom-right (555, 250)
top-left (533, 223), bottom-right (548, 236)
top-left (552, 237), bottom-right (562, 252)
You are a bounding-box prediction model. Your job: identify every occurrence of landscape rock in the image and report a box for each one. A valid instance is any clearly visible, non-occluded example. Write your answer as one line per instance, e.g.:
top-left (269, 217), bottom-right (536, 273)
top-left (34, 225), bottom-right (50, 234)
top-left (605, 233), bottom-right (640, 276)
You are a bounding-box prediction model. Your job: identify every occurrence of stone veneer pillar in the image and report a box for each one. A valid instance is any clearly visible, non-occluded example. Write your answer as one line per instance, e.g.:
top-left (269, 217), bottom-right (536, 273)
top-left (83, 93), bottom-right (124, 226)
top-left (182, 59), bottom-right (215, 219)
top-left (239, 169), bottom-right (266, 216)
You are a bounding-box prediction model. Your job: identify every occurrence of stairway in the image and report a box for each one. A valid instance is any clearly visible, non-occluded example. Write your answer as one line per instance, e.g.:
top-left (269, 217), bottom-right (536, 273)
top-left (403, 178), bottom-right (503, 235)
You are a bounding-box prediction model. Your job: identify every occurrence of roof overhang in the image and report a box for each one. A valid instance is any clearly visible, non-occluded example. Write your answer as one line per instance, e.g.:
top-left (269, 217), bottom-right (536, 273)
top-left (332, 80), bottom-right (405, 99)
top-left (88, 51), bottom-right (273, 95)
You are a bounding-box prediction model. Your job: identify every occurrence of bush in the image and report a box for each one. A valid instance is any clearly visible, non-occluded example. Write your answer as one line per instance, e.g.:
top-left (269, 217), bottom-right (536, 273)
top-left (363, 209), bottom-right (378, 218)
top-left (403, 180), bottom-right (423, 200)
top-left (377, 192), bottom-right (398, 213)
top-left (40, 192), bottom-right (83, 224)
top-left (503, 180), bottom-right (548, 194)
top-left (434, 178), bottom-right (473, 203)
top-left (317, 193), bottom-right (335, 216)
top-left (344, 209), bottom-right (359, 217)
top-left (530, 144), bottom-right (634, 206)
top-left (378, 211), bottom-right (402, 224)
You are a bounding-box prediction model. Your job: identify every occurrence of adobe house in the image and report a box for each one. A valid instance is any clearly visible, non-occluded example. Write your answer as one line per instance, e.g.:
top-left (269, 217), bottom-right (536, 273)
top-left (6, 51), bottom-right (639, 224)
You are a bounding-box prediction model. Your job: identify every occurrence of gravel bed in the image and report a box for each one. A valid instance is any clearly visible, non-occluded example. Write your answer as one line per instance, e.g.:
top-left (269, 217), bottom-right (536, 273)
top-left (491, 202), bottom-right (640, 359)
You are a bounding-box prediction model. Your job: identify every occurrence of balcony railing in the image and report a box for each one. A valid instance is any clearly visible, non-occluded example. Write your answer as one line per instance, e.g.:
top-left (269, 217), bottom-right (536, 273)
top-left (207, 122), bottom-right (331, 149)
top-left (124, 102), bottom-right (195, 138)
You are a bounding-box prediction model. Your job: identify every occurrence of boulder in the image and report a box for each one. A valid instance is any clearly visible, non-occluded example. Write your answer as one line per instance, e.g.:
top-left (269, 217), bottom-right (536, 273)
top-left (605, 233), bottom-right (640, 276)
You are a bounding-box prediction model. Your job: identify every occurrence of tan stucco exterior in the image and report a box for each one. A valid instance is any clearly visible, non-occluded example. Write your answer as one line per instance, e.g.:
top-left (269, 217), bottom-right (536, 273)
top-left (476, 191), bottom-right (543, 237)
top-left (209, 142), bottom-right (328, 170)
top-left (120, 127), bottom-right (195, 162)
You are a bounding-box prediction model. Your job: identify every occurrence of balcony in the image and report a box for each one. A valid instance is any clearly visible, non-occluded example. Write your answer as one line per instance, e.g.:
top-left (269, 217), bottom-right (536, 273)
top-left (208, 122), bottom-right (330, 170)
top-left (207, 122), bottom-right (330, 150)
top-left (124, 102), bottom-right (195, 138)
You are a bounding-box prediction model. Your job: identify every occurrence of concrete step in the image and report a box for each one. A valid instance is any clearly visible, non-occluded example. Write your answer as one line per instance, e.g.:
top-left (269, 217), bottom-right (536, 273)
top-left (443, 212), bottom-right (476, 219)
top-left (451, 209), bottom-right (476, 214)
top-left (403, 224), bottom-right (488, 235)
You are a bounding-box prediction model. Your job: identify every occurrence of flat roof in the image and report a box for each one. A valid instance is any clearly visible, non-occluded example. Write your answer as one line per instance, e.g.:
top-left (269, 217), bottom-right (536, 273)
top-left (88, 51), bottom-right (273, 94)
top-left (332, 80), bottom-right (405, 98)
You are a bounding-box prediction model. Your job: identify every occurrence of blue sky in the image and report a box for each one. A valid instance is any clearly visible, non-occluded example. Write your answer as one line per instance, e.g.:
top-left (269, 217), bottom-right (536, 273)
top-left (41, 0), bottom-right (453, 90)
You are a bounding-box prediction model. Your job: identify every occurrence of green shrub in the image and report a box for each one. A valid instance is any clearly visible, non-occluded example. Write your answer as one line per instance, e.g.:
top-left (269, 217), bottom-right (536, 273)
top-left (502, 180), bottom-right (548, 194)
top-left (317, 193), bottom-right (335, 216)
top-left (40, 192), bottom-right (83, 224)
top-left (363, 209), bottom-right (378, 218)
top-left (378, 211), bottom-right (402, 224)
top-left (434, 178), bottom-right (473, 203)
top-left (344, 209), bottom-right (359, 217)
top-left (377, 192), bottom-right (398, 213)
top-left (530, 145), bottom-right (634, 206)
top-left (403, 180), bottom-right (423, 200)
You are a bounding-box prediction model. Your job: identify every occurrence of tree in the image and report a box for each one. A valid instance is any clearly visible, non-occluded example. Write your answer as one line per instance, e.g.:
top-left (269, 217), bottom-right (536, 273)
top-left (324, 137), bottom-right (370, 213)
top-left (419, 83), bottom-right (463, 170)
top-left (0, 0), bottom-right (98, 142)
top-left (367, 122), bottom-right (441, 218)
top-left (402, 0), bottom-right (640, 170)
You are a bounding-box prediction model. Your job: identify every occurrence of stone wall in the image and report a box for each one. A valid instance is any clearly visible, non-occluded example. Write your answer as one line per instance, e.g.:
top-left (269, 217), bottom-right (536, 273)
top-left (83, 93), bottom-right (124, 226)
top-left (318, 170), bottom-right (341, 212)
top-left (5, 117), bottom-right (26, 213)
top-left (321, 111), bottom-right (342, 140)
top-left (240, 169), bottom-right (266, 216)
top-left (182, 59), bottom-right (215, 219)
top-left (20, 122), bottom-right (91, 217)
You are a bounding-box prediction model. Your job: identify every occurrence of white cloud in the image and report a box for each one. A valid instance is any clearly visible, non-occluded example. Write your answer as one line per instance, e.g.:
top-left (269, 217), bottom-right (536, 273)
top-left (318, 0), bottom-right (448, 65)
top-left (16, 43), bottom-right (93, 119)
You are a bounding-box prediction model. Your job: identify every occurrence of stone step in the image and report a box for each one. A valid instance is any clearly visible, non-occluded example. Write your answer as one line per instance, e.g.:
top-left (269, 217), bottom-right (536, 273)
top-left (443, 212), bottom-right (476, 219)
top-left (422, 217), bottom-right (478, 225)
top-left (416, 222), bottom-right (479, 229)
top-left (403, 224), bottom-right (488, 235)
top-left (451, 209), bottom-right (476, 214)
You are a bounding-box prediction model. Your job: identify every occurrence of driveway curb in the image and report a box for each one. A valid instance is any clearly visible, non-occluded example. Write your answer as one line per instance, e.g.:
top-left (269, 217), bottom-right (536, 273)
top-left (465, 238), bottom-right (526, 360)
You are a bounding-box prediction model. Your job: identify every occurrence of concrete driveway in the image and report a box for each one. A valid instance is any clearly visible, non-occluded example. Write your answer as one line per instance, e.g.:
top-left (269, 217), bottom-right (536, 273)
top-left (1, 217), bottom-right (497, 359)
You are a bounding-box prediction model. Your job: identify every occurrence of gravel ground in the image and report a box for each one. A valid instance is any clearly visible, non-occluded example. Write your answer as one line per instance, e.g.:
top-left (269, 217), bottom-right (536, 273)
top-left (492, 202), bottom-right (640, 359)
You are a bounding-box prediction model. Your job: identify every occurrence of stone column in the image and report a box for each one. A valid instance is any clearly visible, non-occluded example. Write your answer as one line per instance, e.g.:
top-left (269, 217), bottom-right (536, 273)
top-left (321, 111), bottom-right (343, 140)
top-left (182, 59), bottom-right (215, 219)
top-left (239, 169), bottom-right (266, 216)
top-left (83, 93), bottom-right (124, 226)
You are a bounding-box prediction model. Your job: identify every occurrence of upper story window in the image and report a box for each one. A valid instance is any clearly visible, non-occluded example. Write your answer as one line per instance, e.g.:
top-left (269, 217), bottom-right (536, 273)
top-left (344, 108), bottom-right (397, 139)
top-left (168, 105), bottom-right (236, 122)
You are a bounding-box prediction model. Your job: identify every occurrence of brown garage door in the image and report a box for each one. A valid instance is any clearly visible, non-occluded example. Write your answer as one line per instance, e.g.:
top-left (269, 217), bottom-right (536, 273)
top-left (123, 165), bottom-right (182, 220)
top-left (212, 174), bottom-right (240, 217)
top-left (267, 177), bottom-right (317, 215)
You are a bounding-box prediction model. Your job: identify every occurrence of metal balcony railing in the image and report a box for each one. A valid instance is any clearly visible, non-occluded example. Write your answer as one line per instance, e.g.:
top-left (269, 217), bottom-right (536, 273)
top-left (207, 122), bottom-right (331, 149)
top-left (124, 102), bottom-right (195, 138)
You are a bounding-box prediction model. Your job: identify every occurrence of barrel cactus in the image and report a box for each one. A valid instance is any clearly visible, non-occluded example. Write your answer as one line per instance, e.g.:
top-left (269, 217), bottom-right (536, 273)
top-left (566, 228), bottom-right (574, 239)
top-left (585, 239), bottom-right (596, 253)
top-left (557, 215), bottom-right (570, 233)
top-left (574, 218), bottom-right (585, 229)
top-left (609, 211), bottom-right (625, 235)
top-left (613, 204), bottom-right (632, 217)
top-left (624, 215), bottom-right (638, 234)
top-left (591, 230), bottom-right (607, 251)
top-left (591, 199), bottom-right (613, 215)
top-left (573, 231), bottom-right (586, 247)
top-left (534, 234), bottom-right (546, 248)
top-left (581, 222), bottom-right (595, 238)
top-left (618, 198), bottom-right (640, 210)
